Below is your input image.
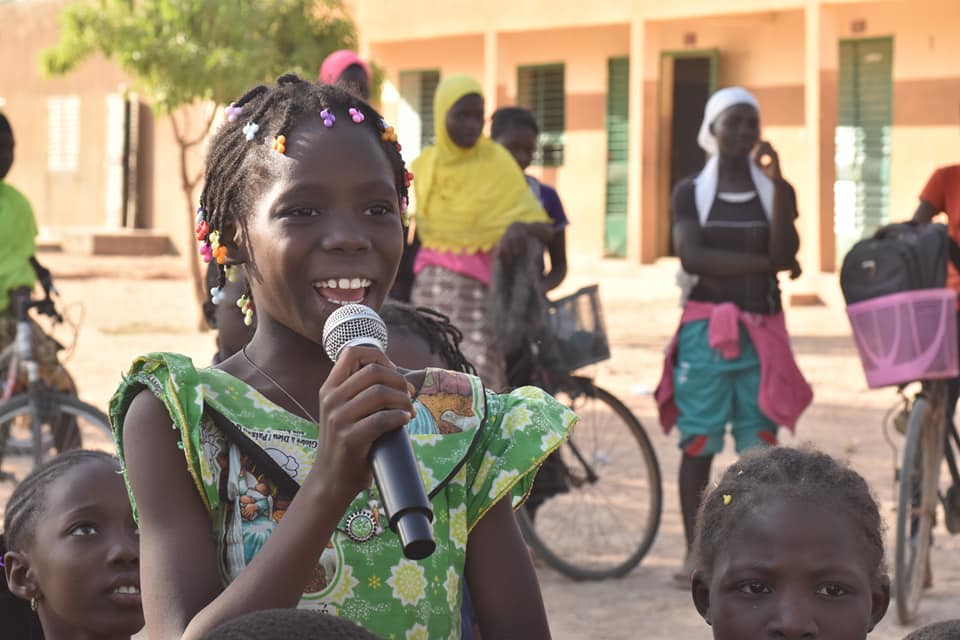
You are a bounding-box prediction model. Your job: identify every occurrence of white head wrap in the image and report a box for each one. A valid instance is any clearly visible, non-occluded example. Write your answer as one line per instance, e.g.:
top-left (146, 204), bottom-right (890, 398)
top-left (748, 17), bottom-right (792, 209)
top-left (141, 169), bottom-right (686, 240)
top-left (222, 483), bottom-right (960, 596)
top-left (693, 86), bottom-right (773, 225)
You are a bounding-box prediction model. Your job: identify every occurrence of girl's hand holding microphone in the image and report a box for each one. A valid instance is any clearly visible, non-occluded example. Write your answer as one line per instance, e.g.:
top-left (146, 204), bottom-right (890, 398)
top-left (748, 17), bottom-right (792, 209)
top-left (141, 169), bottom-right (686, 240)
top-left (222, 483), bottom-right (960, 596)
top-left (310, 345), bottom-right (416, 511)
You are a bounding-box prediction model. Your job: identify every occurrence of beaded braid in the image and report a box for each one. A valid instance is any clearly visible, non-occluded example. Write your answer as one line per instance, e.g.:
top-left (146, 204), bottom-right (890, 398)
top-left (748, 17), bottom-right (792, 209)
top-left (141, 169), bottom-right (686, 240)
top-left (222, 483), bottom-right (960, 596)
top-left (195, 74), bottom-right (413, 318)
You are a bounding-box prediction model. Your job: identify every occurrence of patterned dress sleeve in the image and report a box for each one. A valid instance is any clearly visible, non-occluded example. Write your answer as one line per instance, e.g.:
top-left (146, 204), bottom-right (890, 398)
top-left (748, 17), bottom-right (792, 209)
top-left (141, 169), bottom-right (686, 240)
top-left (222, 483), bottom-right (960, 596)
top-left (108, 352), bottom-right (212, 520)
top-left (463, 385), bottom-right (577, 531)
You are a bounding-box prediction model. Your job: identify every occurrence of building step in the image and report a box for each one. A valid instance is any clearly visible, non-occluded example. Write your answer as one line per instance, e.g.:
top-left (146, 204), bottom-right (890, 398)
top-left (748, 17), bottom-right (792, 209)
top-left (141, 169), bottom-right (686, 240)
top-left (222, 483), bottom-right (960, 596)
top-left (59, 228), bottom-right (173, 256)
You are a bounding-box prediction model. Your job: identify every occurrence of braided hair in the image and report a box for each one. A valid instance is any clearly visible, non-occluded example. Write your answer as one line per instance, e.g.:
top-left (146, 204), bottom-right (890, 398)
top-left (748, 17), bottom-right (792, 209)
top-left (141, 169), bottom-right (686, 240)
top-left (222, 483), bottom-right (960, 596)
top-left (196, 74), bottom-right (412, 302)
top-left (693, 446), bottom-right (886, 581)
top-left (2, 450), bottom-right (118, 638)
top-left (380, 302), bottom-right (477, 375)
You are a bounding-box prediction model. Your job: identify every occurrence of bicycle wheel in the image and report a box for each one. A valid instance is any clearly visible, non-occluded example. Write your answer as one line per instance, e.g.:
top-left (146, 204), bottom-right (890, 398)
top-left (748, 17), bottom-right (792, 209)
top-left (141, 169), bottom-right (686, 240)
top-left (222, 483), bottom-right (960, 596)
top-left (518, 378), bottom-right (662, 580)
top-left (0, 393), bottom-right (113, 476)
top-left (894, 394), bottom-right (945, 623)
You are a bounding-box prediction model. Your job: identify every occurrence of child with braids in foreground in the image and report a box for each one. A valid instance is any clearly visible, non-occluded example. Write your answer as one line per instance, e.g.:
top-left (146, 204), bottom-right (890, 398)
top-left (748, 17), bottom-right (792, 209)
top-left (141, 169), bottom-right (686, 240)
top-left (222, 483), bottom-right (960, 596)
top-left (691, 447), bottom-right (890, 639)
top-left (110, 75), bottom-right (574, 640)
top-left (1, 450), bottom-right (143, 640)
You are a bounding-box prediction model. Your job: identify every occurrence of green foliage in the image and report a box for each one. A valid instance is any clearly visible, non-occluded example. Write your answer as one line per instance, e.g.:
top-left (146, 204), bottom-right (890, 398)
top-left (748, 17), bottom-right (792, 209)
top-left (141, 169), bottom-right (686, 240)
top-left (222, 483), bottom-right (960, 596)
top-left (41, 0), bottom-right (357, 113)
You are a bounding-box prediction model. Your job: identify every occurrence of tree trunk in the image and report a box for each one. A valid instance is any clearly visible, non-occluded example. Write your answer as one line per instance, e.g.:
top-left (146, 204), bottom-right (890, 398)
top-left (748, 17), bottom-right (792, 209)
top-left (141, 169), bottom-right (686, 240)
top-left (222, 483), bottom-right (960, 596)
top-left (171, 103), bottom-right (218, 331)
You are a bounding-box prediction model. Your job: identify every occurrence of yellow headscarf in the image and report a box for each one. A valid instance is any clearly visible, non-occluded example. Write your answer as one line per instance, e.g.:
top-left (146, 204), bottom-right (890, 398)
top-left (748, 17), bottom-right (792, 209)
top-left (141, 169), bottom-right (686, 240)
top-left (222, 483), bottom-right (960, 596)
top-left (411, 75), bottom-right (548, 253)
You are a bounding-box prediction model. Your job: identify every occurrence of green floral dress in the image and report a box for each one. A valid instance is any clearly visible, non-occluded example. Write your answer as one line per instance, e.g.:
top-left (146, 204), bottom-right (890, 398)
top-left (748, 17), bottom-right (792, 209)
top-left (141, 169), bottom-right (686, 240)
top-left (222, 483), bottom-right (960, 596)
top-left (109, 353), bottom-right (576, 640)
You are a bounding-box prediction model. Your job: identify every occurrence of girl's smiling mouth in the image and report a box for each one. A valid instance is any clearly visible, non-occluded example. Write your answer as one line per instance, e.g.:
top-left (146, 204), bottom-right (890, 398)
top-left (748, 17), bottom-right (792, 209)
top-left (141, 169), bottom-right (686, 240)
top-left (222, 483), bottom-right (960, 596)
top-left (314, 277), bottom-right (372, 305)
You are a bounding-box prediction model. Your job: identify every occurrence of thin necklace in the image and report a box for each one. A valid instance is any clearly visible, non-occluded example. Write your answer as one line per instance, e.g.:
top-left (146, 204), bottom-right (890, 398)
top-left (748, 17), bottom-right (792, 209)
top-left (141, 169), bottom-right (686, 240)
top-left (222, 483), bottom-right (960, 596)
top-left (241, 345), bottom-right (317, 422)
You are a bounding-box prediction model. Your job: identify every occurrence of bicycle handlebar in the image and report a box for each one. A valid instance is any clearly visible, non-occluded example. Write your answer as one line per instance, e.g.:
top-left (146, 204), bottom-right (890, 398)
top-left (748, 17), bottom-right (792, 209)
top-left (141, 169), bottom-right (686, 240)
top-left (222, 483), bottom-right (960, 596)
top-left (13, 288), bottom-right (63, 325)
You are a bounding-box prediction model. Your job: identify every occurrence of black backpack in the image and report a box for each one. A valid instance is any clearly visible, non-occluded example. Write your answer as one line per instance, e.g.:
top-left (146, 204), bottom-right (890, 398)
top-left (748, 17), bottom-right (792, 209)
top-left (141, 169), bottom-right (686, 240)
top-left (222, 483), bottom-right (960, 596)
top-left (840, 223), bottom-right (953, 304)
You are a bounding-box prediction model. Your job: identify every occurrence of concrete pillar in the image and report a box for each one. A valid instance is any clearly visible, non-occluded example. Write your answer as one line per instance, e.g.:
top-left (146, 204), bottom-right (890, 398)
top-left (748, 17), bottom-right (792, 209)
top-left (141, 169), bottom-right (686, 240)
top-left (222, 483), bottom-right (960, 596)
top-left (626, 17), bottom-right (647, 263)
top-left (483, 30), bottom-right (499, 117)
top-left (803, 0), bottom-right (838, 275)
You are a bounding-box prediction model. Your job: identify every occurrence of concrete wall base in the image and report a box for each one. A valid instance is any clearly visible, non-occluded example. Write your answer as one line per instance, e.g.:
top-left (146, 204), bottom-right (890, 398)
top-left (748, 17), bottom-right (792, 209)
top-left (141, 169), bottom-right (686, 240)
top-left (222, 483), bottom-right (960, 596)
top-left (60, 228), bottom-right (174, 256)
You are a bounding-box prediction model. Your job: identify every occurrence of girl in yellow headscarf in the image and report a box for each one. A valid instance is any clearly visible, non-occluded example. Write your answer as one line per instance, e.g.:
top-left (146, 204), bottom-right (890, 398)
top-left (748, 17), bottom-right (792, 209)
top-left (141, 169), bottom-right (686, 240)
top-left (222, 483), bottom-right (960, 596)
top-left (410, 75), bottom-right (551, 391)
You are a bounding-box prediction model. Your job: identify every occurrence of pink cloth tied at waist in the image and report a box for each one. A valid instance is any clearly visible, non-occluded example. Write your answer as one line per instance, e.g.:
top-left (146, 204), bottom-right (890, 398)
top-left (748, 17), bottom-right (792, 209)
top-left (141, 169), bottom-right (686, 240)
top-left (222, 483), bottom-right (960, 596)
top-left (654, 301), bottom-right (813, 434)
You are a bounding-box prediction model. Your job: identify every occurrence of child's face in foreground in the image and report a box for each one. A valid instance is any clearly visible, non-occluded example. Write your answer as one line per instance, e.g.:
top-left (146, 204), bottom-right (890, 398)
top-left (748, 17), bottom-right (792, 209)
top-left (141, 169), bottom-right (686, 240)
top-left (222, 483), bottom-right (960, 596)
top-left (244, 115), bottom-right (403, 341)
top-left (692, 497), bottom-right (889, 640)
top-left (23, 459), bottom-right (143, 638)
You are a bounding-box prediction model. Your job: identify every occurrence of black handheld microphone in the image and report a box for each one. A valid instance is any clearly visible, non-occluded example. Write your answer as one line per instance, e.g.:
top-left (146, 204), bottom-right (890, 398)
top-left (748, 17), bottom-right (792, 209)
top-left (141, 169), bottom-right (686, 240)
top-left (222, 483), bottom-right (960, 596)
top-left (322, 304), bottom-right (436, 560)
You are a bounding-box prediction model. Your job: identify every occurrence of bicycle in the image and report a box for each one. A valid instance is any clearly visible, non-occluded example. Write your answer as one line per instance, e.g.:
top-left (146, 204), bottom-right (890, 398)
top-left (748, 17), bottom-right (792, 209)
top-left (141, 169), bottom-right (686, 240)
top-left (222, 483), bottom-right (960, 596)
top-left (0, 285), bottom-right (113, 481)
top-left (885, 381), bottom-right (960, 624)
top-left (845, 282), bottom-right (960, 624)
top-left (509, 284), bottom-right (663, 581)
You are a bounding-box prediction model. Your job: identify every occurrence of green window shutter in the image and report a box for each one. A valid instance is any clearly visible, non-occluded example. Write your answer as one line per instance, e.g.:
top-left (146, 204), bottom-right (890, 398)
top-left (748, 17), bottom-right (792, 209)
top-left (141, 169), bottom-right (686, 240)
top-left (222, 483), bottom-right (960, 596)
top-left (834, 38), bottom-right (893, 264)
top-left (517, 64), bottom-right (565, 167)
top-left (605, 57), bottom-right (629, 257)
top-left (398, 69), bottom-right (441, 159)
top-left (418, 70), bottom-right (440, 149)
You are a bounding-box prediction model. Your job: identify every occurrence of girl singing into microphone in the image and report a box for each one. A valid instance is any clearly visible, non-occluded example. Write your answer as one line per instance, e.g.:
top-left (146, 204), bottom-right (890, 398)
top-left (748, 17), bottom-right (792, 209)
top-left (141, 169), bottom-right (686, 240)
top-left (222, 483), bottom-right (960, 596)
top-left (109, 77), bottom-right (574, 640)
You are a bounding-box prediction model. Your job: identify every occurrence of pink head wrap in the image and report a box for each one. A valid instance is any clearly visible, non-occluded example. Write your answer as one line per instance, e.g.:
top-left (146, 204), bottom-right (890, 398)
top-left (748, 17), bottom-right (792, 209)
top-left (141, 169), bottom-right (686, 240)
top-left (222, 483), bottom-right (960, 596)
top-left (319, 50), bottom-right (370, 85)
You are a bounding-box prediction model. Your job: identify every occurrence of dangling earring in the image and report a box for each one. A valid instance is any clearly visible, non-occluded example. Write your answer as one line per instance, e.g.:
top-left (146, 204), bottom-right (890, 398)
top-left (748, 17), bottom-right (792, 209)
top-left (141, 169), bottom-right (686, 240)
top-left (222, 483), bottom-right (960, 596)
top-left (30, 595), bottom-right (39, 611)
top-left (237, 288), bottom-right (255, 327)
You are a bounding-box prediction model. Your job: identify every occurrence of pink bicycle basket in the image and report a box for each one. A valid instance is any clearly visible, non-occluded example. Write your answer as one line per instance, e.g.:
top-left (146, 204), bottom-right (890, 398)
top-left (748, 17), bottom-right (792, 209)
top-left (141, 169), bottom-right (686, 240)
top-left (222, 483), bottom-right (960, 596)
top-left (846, 288), bottom-right (958, 389)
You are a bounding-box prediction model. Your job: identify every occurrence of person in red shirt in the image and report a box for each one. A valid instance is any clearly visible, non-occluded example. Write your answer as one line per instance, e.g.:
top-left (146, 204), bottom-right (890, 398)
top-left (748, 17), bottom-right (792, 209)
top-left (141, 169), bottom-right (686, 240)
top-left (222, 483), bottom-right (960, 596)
top-left (912, 163), bottom-right (960, 428)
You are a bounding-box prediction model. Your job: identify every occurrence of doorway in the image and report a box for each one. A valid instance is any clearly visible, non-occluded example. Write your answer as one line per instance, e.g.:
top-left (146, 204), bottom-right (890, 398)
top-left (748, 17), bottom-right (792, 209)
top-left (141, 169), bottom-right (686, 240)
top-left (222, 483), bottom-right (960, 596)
top-left (658, 51), bottom-right (718, 256)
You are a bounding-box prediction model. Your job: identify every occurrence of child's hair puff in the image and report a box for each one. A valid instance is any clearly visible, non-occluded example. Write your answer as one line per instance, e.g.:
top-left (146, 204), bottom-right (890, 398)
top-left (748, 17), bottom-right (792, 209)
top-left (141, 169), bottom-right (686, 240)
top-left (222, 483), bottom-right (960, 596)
top-left (201, 608), bottom-right (383, 639)
top-left (693, 446), bottom-right (885, 580)
top-left (902, 619), bottom-right (960, 640)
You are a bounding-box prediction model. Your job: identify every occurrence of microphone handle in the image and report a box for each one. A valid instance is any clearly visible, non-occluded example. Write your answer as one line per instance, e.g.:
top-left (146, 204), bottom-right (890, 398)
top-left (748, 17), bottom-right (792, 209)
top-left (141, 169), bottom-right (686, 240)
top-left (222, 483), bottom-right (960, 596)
top-left (370, 426), bottom-right (436, 560)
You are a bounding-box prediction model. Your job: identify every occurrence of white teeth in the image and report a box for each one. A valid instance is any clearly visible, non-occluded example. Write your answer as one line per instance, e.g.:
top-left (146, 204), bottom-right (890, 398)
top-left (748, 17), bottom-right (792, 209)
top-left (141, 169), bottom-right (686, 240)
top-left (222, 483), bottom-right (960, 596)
top-left (114, 585), bottom-right (140, 594)
top-left (315, 278), bottom-right (371, 290)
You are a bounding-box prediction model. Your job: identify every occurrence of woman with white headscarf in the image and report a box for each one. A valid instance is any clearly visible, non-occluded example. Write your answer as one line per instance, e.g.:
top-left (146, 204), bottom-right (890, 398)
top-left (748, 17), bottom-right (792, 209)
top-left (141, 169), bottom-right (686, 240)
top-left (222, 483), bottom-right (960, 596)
top-left (654, 87), bottom-right (813, 584)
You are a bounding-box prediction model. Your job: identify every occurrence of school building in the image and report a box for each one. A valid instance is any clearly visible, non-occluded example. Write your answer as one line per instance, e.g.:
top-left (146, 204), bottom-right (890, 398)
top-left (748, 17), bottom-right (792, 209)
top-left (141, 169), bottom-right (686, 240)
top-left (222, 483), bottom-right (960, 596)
top-left (357, 0), bottom-right (960, 275)
top-left (2, 0), bottom-right (959, 274)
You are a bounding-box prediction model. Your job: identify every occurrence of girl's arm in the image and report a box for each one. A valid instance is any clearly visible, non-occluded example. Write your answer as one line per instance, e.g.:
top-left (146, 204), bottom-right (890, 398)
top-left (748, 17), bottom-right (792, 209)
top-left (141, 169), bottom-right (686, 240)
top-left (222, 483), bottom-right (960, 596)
top-left (542, 228), bottom-right (567, 292)
top-left (466, 498), bottom-right (551, 639)
top-left (124, 391), bottom-right (345, 640)
top-left (672, 181), bottom-right (772, 277)
top-left (755, 141), bottom-right (800, 269)
top-left (767, 179), bottom-right (800, 268)
top-left (124, 347), bottom-right (416, 640)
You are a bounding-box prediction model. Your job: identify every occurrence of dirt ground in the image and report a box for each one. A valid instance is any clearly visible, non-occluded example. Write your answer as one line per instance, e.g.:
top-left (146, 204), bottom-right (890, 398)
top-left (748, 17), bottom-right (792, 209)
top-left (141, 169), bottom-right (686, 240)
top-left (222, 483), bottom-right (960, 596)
top-left (2, 250), bottom-right (958, 639)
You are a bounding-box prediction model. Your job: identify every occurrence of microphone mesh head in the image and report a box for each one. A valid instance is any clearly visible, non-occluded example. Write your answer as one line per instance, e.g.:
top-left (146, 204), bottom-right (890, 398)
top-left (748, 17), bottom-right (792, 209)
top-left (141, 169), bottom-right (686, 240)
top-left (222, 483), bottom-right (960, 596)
top-left (322, 304), bottom-right (389, 363)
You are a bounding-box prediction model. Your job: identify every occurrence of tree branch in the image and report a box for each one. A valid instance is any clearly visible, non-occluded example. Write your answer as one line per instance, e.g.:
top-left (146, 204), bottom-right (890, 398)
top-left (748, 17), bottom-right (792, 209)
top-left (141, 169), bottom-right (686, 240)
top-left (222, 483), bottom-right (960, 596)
top-left (170, 111), bottom-right (187, 147)
top-left (183, 104), bottom-right (218, 149)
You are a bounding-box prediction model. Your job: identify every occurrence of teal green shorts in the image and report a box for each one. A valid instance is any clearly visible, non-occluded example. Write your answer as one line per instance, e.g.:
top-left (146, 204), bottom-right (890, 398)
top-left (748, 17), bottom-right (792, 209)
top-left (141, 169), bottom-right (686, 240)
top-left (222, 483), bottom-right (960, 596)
top-left (673, 319), bottom-right (777, 457)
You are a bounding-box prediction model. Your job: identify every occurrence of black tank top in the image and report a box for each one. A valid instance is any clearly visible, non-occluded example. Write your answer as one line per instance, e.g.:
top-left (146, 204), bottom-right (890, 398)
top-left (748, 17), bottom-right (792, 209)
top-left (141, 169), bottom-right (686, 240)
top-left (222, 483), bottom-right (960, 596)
top-left (672, 177), bottom-right (797, 314)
